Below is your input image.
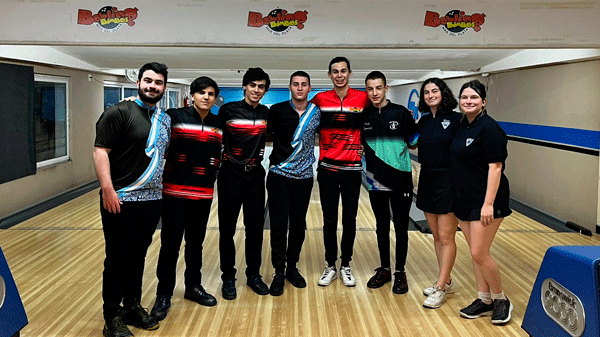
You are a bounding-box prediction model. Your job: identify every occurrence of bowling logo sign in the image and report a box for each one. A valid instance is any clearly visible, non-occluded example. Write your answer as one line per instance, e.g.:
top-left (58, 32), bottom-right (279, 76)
top-left (247, 9), bottom-right (308, 36)
top-left (424, 10), bottom-right (486, 37)
top-left (77, 6), bottom-right (139, 33)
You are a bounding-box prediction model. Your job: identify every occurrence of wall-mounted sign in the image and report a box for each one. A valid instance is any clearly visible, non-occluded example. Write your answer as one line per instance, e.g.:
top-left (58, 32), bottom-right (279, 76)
top-left (248, 9), bottom-right (308, 36)
top-left (77, 6), bottom-right (138, 33)
top-left (424, 10), bottom-right (486, 37)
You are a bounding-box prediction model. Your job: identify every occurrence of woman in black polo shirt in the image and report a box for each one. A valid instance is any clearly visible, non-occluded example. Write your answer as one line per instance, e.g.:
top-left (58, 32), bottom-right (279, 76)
top-left (416, 78), bottom-right (462, 309)
top-left (450, 80), bottom-right (512, 325)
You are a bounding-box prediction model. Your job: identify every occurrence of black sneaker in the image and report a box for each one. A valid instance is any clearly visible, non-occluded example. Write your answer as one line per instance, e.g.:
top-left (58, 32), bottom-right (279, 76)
top-left (270, 272), bottom-right (285, 296)
top-left (491, 298), bottom-right (513, 325)
top-left (367, 267), bottom-right (392, 289)
top-left (392, 271), bottom-right (408, 294)
top-left (185, 285), bottom-right (217, 307)
top-left (222, 278), bottom-right (237, 300)
top-left (122, 301), bottom-right (160, 330)
top-left (247, 274), bottom-right (269, 295)
top-left (103, 316), bottom-right (133, 337)
top-left (460, 299), bottom-right (494, 319)
top-left (150, 295), bottom-right (171, 321)
top-left (285, 268), bottom-right (307, 288)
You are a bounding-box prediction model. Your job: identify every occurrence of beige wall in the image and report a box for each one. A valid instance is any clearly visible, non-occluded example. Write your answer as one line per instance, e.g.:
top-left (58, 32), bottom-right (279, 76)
top-left (0, 62), bottom-right (186, 220)
top-left (389, 60), bottom-right (600, 231)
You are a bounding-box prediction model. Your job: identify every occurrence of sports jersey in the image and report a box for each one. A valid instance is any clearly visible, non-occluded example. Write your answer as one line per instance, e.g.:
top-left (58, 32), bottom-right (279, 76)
top-left (417, 109), bottom-right (462, 168)
top-left (311, 88), bottom-right (370, 172)
top-left (162, 107), bottom-right (223, 200)
top-left (268, 100), bottom-right (320, 179)
top-left (449, 112), bottom-right (510, 208)
top-left (219, 100), bottom-right (269, 166)
top-left (95, 99), bottom-right (170, 201)
top-left (362, 101), bottom-right (417, 191)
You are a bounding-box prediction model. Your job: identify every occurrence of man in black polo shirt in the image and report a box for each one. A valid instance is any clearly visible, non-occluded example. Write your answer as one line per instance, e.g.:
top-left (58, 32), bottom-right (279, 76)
top-left (267, 71), bottom-right (320, 296)
top-left (94, 62), bottom-right (170, 337)
top-left (218, 67), bottom-right (270, 300)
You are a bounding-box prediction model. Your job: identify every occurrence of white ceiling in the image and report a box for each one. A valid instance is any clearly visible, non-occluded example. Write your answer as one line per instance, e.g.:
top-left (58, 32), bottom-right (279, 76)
top-left (50, 46), bottom-right (523, 87)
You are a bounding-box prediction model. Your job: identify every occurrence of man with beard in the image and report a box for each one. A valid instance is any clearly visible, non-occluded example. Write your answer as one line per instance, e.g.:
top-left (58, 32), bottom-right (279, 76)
top-left (94, 62), bottom-right (170, 337)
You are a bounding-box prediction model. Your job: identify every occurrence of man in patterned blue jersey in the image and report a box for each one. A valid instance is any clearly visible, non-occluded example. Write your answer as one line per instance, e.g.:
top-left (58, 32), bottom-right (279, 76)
top-left (267, 71), bottom-right (320, 296)
top-left (94, 62), bottom-right (170, 337)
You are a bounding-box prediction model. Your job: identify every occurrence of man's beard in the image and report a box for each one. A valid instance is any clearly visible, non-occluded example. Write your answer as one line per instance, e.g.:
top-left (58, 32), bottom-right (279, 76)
top-left (138, 87), bottom-right (164, 105)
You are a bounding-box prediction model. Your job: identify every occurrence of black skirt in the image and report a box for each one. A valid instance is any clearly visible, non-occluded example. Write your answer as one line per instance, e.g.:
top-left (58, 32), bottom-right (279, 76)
top-left (416, 167), bottom-right (455, 214)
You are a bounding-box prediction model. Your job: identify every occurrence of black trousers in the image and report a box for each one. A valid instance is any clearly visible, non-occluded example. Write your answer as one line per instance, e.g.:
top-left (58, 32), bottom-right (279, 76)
top-left (368, 190), bottom-right (413, 271)
top-left (317, 169), bottom-right (361, 267)
top-left (266, 171), bottom-right (313, 273)
top-left (100, 198), bottom-right (161, 321)
top-left (155, 196), bottom-right (212, 296)
top-left (218, 163), bottom-right (266, 280)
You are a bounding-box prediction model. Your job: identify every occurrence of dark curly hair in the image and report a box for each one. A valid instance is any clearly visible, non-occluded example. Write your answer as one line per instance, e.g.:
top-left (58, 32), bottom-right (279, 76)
top-left (418, 77), bottom-right (457, 113)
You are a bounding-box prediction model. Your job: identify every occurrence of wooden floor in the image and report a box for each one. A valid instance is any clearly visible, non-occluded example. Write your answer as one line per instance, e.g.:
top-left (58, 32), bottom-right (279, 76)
top-left (1, 180), bottom-right (599, 336)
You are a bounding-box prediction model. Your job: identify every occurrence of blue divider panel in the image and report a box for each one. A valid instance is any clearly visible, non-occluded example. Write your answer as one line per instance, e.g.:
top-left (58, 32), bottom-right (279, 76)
top-left (522, 246), bottom-right (600, 337)
top-left (0, 246), bottom-right (28, 337)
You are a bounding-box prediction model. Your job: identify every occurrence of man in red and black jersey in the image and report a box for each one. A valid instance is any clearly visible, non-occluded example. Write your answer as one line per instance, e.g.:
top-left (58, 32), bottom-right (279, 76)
top-left (150, 77), bottom-right (223, 322)
top-left (311, 57), bottom-right (370, 287)
top-left (218, 68), bottom-right (270, 300)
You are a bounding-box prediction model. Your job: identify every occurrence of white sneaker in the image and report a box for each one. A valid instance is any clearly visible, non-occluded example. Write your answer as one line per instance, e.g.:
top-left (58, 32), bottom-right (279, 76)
top-left (423, 287), bottom-right (447, 309)
top-left (340, 266), bottom-right (356, 287)
top-left (318, 265), bottom-right (337, 286)
top-left (423, 279), bottom-right (454, 296)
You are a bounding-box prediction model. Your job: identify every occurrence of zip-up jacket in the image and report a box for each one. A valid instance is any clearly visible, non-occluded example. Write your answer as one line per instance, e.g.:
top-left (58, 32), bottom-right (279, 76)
top-left (219, 99), bottom-right (269, 166)
top-left (163, 107), bottom-right (223, 200)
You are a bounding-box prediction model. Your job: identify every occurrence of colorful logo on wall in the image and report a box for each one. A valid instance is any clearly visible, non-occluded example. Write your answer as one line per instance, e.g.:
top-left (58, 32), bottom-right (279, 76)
top-left (424, 10), bottom-right (485, 37)
top-left (77, 6), bottom-right (138, 33)
top-left (248, 9), bottom-right (308, 36)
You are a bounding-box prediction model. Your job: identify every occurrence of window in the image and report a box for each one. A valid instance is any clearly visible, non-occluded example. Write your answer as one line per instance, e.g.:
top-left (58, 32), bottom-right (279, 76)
top-left (103, 82), bottom-right (137, 110)
top-left (34, 75), bottom-right (69, 167)
top-left (158, 89), bottom-right (180, 110)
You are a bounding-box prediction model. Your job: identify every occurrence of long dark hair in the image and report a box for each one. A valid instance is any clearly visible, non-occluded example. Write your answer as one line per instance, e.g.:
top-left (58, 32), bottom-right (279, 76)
top-left (418, 77), bottom-right (457, 113)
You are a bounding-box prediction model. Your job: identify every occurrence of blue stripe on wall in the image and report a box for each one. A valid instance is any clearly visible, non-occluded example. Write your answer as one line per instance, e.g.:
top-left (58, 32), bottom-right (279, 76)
top-left (497, 122), bottom-right (600, 151)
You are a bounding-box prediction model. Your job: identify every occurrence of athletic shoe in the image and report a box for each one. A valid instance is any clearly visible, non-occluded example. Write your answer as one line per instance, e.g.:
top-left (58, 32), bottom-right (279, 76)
top-left (122, 301), bottom-right (160, 330)
top-left (423, 286), bottom-right (447, 309)
top-left (103, 316), bottom-right (133, 337)
top-left (150, 295), bottom-right (171, 321)
top-left (247, 274), bottom-right (269, 295)
top-left (340, 266), bottom-right (356, 287)
top-left (392, 271), bottom-right (409, 294)
top-left (423, 279), bottom-right (454, 296)
top-left (459, 299), bottom-right (494, 319)
top-left (270, 272), bottom-right (285, 296)
top-left (286, 268), bottom-right (307, 288)
top-left (184, 285), bottom-right (217, 307)
top-left (222, 278), bottom-right (237, 300)
top-left (318, 265), bottom-right (337, 286)
top-left (367, 267), bottom-right (392, 289)
top-left (491, 297), bottom-right (513, 325)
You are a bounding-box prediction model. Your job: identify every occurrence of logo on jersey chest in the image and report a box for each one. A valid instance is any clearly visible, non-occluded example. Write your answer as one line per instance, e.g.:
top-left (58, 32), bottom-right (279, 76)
top-left (466, 138), bottom-right (474, 146)
top-left (441, 119), bottom-right (450, 129)
top-left (389, 121), bottom-right (399, 130)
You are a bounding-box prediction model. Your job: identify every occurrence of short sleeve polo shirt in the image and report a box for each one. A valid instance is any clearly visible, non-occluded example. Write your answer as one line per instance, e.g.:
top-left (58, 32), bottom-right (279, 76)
top-left (449, 113), bottom-right (510, 208)
top-left (417, 109), bottom-right (462, 169)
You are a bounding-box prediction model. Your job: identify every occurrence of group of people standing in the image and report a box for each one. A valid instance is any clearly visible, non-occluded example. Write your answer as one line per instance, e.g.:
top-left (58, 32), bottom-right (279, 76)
top-left (93, 57), bottom-right (512, 337)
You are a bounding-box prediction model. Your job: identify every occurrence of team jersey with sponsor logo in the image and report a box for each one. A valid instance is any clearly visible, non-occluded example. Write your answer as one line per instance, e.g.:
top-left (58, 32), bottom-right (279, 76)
top-left (219, 99), bottom-right (269, 166)
top-left (162, 107), bottom-right (223, 200)
top-left (311, 88), bottom-right (370, 172)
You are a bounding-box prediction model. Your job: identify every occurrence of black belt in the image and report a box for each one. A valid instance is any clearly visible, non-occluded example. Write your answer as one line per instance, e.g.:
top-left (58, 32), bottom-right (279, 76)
top-left (225, 162), bottom-right (259, 171)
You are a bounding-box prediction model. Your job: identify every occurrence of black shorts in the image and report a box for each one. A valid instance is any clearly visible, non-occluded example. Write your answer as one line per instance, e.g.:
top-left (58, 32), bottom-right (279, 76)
top-left (453, 200), bottom-right (512, 222)
top-left (416, 167), bottom-right (455, 214)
